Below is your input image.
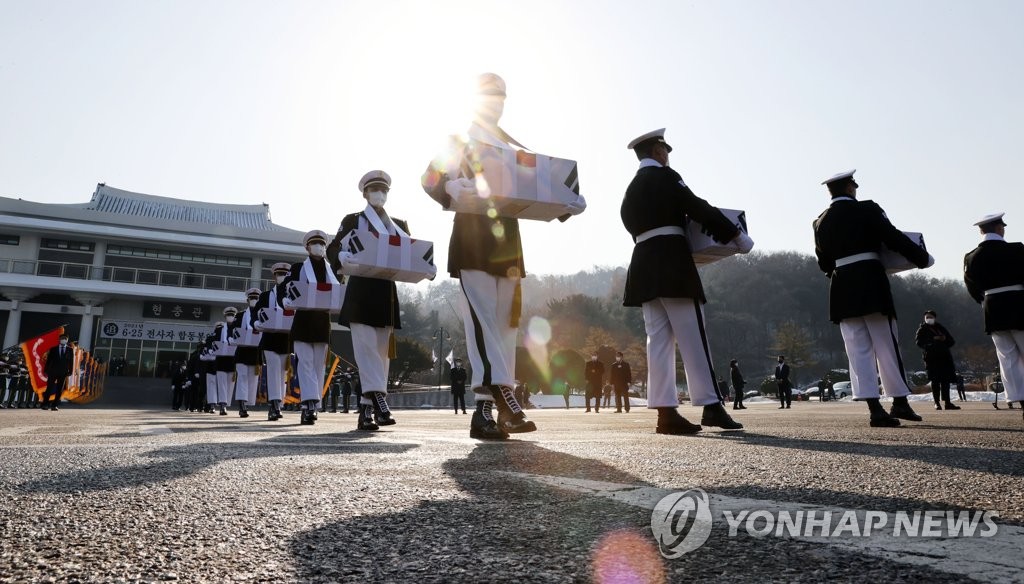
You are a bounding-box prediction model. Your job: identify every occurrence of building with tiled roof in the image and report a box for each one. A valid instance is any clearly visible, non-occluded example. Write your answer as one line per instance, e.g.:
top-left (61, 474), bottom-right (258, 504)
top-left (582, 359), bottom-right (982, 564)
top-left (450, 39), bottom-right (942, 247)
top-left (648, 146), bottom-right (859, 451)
top-left (0, 184), bottom-right (316, 377)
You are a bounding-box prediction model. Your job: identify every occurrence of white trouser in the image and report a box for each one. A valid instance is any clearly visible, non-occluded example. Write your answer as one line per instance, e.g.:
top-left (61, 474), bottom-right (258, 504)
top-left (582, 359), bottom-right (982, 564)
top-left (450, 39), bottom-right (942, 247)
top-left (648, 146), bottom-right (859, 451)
top-left (235, 363), bottom-right (259, 405)
top-left (992, 330), bottom-right (1024, 402)
top-left (459, 270), bottom-right (518, 402)
top-left (643, 297), bottom-right (720, 407)
top-left (263, 351), bottom-right (288, 402)
top-left (839, 313), bottom-right (911, 400)
top-left (351, 323), bottom-right (392, 403)
top-left (293, 341), bottom-right (327, 404)
top-left (216, 370), bottom-right (234, 405)
top-left (205, 372), bottom-right (217, 405)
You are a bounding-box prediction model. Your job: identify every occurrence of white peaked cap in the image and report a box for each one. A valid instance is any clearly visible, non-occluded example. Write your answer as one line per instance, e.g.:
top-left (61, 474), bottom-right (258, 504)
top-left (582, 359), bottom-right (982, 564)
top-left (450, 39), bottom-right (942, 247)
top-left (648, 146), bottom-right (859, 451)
top-left (627, 128), bottom-right (672, 152)
top-left (973, 212), bottom-right (1006, 227)
top-left (822, 169), bottom-right (856, 185)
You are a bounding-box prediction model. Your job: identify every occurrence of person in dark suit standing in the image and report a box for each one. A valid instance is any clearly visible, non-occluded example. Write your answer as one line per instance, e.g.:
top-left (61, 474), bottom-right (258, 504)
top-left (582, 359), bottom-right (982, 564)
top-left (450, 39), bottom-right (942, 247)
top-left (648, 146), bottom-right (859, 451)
top-left (914, 310), bottom-right (960, 411)
top-left (42, 333), bottom-right (75, 411)
top-left (421, 73), bottom-right (585, 439)
top-left (255, 262), bottom-right (293, 421)
top-left (610, 352), bottom-right (632, 413)
top-left (621, 128), bottom-right (751, 435)
top-left (170, 361), bottom-right (188, 411)
top-left (328, 170), bottom-right (432, 431)
top-left (285, 230), bottom-right (337, 426)
top-left (450, 358), bottom-right (468, 414)
top-left (774, 355), bottom-right (792, 409)
top-left (729, 360), bottom-right (746, 410)
top-left (964, 212), bottom-right (1024, 419)
top-left (813, 169), bottom-right (932, 427)
top-left (584, 354), bottom-right (604, 413)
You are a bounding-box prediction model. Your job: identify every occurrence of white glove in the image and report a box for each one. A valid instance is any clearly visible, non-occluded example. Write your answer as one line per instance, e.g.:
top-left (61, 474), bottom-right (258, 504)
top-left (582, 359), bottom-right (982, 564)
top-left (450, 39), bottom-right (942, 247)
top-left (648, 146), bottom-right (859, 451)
top-left (732, 232), bottom-right (754, 254)
top-left (925, 253), bottom-right (935, 268)
top-left (564, 194), bottom-right (587, 216)
top-left (282, 297), bottom-right (294, 309)
top-left (445, 177), bottom-right (477, 201)
top-left (338, 250), bottom-right (360, 270)
top-left (427, 263), bottom-right (438, 281)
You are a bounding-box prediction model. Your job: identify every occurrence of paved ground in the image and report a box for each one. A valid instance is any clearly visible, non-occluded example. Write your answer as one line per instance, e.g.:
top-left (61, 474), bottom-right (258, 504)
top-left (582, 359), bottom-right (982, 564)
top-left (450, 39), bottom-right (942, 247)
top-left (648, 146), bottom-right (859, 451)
top-left (1, 401), bottom-right (1022, 583)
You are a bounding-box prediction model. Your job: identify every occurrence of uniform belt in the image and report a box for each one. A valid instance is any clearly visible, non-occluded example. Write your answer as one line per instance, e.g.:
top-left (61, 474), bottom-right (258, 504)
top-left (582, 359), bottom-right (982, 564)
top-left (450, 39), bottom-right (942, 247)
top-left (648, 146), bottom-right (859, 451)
top-left (985, 284), bottom-right (1024, 296)
top-left (834, 252), bottom-right (880, 267)
top-left (635, 226), bottom-right (686, 244)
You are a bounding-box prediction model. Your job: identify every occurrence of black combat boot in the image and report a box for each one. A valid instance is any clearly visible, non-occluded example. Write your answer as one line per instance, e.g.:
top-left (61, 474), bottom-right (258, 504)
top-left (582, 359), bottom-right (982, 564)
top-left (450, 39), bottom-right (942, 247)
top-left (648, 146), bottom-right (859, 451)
top-left (470, 400), bottom-right (506, 440)
top-left (700, 402), bottom-right (743, 430)
top-left (268, 400), bottom-right (281, 421)
top-left (868, 398), bottom-right (900, 427)
top-left (218, 403), bottom-right (228, 416)
top-left (238, 401), bottom-right (249, 418)
top-left (490, 385), bottom-right (536, 434)
top-left (655, 408), bottom-right (702, 435)
top-left (357, 404), bottom-right (378, 431)
top-left (368, 392), bottom-right (396, 426)
top-left (889, 396), bottom-right (922, 422)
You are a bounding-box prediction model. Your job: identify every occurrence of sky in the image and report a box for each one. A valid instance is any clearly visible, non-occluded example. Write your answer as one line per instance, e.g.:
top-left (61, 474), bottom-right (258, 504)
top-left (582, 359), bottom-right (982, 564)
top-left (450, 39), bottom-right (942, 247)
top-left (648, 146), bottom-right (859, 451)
top-left (2, 0), bottom-right (1022, 285)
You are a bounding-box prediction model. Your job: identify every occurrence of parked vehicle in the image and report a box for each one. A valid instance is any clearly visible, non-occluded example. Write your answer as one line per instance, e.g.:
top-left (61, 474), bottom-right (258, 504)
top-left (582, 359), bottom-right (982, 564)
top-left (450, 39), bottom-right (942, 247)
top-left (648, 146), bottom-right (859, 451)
top-left (831, 381), bottom-right (852, 399)
top-left (744, 390), bottom-right (762, 399)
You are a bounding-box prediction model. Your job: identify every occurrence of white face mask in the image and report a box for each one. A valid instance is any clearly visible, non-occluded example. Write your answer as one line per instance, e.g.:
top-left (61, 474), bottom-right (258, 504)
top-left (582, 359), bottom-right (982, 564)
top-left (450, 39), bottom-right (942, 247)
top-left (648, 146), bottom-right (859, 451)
top-left (367, 190), bottom-right (387, 207)
top-left (59, 340), bottom-right (68, 346)
top-left (308, 243), bottom-right (326, 258)
top-left (225, 316), bottom-right (236, 324)
top-left (275, 274), bottom-right (286, 284)
top-left (925, 317), bottom-right (936, 325)
top-left (615, 356), bottom-right (622, 362)
top-left (248, 299), bottom-right (258, 307)
top-left (591, 357), bottom-right (598, 362)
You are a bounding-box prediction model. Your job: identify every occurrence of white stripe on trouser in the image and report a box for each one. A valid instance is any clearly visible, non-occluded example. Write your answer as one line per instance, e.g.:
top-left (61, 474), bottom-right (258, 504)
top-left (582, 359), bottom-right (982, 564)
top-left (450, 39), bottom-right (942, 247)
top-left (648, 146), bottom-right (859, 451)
top-left (351, 322), bottom-right (392, 405)
top-left (205, 373), bottom-right (217, 405)
top-left (235, 364), bottom-right (259, 405)
top-left (839, 313), bottom-right (911, 400)
top-left (642, 297), bottom-right (720, 407)
top-left (992, 330), bottom-right (1024, 402)
top-left (459, 270), bottom-right (518, 402)
top-left (263, 351), bottom-right (288, 402)
top-left (216, 370), bottom-right (234, 404)
top-left (293, 341), bottom-right (327, 404)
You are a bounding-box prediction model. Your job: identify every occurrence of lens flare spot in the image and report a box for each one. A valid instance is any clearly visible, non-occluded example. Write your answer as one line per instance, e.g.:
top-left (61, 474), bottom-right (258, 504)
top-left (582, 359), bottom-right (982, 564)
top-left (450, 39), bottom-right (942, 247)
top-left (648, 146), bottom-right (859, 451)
top-left (527, 316), bottom-right (551, 345)
top-left (590, 529), bottom-right (667, 584)
top-left (491, 221), bottom-right (505, 238)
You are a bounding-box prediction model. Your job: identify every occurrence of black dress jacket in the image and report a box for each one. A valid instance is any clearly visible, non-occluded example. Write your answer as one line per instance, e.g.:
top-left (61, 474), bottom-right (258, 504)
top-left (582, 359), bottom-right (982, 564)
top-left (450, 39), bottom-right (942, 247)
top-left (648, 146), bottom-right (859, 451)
top-left (963, 238), bottom-right (1024, 333)
top-left (287, 258), bottom-right (333, 344)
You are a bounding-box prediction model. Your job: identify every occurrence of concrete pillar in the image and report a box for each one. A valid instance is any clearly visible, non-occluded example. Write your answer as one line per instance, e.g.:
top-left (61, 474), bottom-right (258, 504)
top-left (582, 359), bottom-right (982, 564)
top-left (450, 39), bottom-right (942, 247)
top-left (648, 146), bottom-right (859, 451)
top-left (0, 288), bottom-right (34, 349)
top-left (91, 241), bottom-right (107, 280)
top-left (250, 257), bottom-right (263, 290)
top-left (71, 295), bottom-right (107, 351)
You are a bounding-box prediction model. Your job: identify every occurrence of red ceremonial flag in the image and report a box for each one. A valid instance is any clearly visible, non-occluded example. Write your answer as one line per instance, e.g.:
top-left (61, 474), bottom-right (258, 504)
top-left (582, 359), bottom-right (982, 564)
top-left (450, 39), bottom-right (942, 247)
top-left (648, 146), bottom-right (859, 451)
top-left (20, 327), bottom-right (65, 395)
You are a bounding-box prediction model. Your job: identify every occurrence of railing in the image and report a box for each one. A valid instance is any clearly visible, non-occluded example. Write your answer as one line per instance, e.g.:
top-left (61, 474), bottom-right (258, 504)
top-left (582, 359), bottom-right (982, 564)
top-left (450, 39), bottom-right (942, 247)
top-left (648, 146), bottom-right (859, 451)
top-left (0, 258), bottom-right (273, 293)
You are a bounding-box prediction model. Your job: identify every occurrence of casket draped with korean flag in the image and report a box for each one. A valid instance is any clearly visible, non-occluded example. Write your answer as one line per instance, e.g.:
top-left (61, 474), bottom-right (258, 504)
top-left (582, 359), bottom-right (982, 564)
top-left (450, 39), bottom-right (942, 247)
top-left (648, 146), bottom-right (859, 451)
top-left (199, 347), bottom-right (216, 362)
top-left (689, 208), bottom-right (749, 267)
top-left (285, 281), bottom-right (346, 313)
top-left (212, 340), bottom-right (237, 357)
top-left (449, 141), bottom-right (581, 222)
top-left (881, 231), bottom-right (928, 274)
top-left (255, 307), bottom-right (295, 332)
top-left (341, 229), bottom-right (435, 283)
top-left (230, 327), bottom-right (262, 347)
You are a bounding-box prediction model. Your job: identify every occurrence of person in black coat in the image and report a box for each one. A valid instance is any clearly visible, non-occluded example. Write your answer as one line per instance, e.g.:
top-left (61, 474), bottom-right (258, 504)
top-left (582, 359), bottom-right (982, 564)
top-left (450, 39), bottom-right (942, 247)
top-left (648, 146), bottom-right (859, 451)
top-left (729, 359), bottom-right (746, 410)
top-left (813, 169), bottom-right (932, 427)
top-left (914, 310), bottom-right (960, 411)
top-left (255, 262), bottom-right (293, 421)
top-left (963, 212), bottom-right (1024, 414)
top-left (42, 333), bottom-right (75, 411)
top-left (286, 230), bottom-right (337, 426)
top-left (774, 355), bottom-right (792, 409)
top-left (584, 354), bottom-right (604, 413)
top-left (621, 128), bottom-right (752, 435)
top-left (609, 352), bottom-right (632, 413)
top-left (421, 73), bottom-right (585, 440)
top-left (185, 348), bottom-right (205, 412)
top-left (450, 359), bottom-right (468, 414)
top-left (171, 361), bottom-right (188, 411)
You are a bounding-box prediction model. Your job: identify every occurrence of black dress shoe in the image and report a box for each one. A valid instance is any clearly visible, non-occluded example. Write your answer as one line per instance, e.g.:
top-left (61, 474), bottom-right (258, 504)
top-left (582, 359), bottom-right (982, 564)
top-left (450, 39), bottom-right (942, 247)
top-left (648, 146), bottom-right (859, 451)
top-left (935, 403), bottom-right (942, 410)
top-left (944, 402), bottom-right (961, 410)
top-left (701, 403), bottom-right (743, 430)
top-left (50, 406), bottom-right (59, 412)
top-left (469, 402), bottom-right (506, 440)
top-left (870, 412), bottom-right (901, 427)
top-left (889, 403), bottom-right (922, 422)
top-left (738, 404), bottom-right (746, 410)
top-left (778, 405), bottom-right (785, 409)
top-left (656, 408), bottom-right (702, 435)
top-left (368, 392), bottom-right (396, 426)
top-left (357, 405), bottom-right (378, 431)
top-left (300, 409), bottom-right (316, 425)
top-left (218, 405), bottom-right (228, 416)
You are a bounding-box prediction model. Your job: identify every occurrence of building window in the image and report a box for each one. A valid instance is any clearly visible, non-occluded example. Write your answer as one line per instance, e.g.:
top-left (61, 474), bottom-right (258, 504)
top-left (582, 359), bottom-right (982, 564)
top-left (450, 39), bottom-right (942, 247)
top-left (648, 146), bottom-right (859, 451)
top-left (0, 234), bottom-right (19, 245)
top-left (106, 244), bottom-right (251, 267)
top-left (41, 238), bottom-right (94, 252)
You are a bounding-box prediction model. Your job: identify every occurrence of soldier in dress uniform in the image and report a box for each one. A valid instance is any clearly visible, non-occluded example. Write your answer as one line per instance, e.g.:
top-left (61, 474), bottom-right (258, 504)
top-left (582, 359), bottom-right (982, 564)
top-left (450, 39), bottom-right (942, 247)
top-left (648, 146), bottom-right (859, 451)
top-left (421, 73), bottom-right (586, 439)
top-left (285, 230), bottom-right (336, 425)
top-left (963, 212), bottom-right (1024, 420)
top-left (328, 170), bottom-right (432, 431)
top-left (170, 361), bottom-right (188, 411)
top-left (255, 262), bottom-right (293, 421)
top-left (185, 347), bottom-right (205, 412)
top-left (813, 169), bottom-right (932, 427)
top-left (199, 336), bottom-right (218, 413)
top-left (231, 288), bottom-right (263, 418)
top-left (211, 307), bottom-right (238, 416)
top-left (621, 128), bottom-right (751, 435)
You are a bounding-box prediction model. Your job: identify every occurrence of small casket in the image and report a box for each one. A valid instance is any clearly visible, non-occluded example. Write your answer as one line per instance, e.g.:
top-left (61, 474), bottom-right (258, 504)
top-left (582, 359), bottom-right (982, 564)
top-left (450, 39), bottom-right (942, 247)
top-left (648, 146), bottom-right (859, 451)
top-left (689, 208), bottom-right (748, 267)
top-left (199, 347), bottom-right (216, 362)
top-left (212, 340), bottom-right (236, 357)
top-left (448, 141), bottom-right (581, 222)
top-left (341, 229), bottom-right (435, 283)
top-left (255, 307), bottom-right (295, 332)
top-left (230, 327), bottom-right (262, 347)
top-left (881, 232), bottom-right (927, 274)
top-left (285, 281), bottom-right (345, 313)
